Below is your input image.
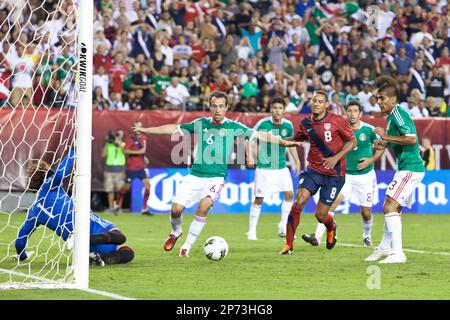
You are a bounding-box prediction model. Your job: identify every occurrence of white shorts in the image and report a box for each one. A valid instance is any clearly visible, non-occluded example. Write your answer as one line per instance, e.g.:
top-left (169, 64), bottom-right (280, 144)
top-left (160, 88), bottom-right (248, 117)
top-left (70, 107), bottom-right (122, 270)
top-left (385, 171), bottom-right (425, 209)
top-left (254, 167), bottom-right (294, 198)
top-left (340, 170), bottom-right (377, 207)
top-left (172, 174), bottom-right (225, 208)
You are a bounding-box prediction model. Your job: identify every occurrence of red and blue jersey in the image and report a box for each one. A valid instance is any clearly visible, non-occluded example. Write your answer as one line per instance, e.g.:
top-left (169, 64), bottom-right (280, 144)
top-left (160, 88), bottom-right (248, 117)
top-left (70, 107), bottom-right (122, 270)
top-left (125, 134), bottom-right (147, 170)
top-left (294, 112), bottom-right (354, 177)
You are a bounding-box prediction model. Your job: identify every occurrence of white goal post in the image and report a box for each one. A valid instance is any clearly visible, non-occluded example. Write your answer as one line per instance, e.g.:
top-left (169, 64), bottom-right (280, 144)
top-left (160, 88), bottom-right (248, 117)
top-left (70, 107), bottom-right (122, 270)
top-left (0, 0), bottom-right (93, 290)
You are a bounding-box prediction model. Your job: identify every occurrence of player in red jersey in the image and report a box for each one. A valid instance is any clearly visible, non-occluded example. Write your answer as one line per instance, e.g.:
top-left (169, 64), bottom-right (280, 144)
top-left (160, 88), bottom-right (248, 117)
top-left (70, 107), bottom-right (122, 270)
top-left (114, 121), bottom-right (152, 216)
top-left (279, 91), bottom-right (356, 254)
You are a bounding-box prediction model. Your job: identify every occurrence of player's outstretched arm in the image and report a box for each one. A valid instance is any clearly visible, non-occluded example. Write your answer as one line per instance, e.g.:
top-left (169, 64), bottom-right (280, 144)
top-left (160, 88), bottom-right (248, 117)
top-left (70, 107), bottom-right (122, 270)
top-left (133, 124), bottom-right (180, 135)
top-left (14, 216), bottom-right (38, 261)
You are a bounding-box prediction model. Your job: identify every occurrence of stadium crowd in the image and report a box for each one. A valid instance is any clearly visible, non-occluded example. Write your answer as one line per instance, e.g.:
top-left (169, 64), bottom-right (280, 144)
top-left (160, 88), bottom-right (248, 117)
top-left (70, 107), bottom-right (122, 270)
top-left (0, 0), bottom-right (449, 117)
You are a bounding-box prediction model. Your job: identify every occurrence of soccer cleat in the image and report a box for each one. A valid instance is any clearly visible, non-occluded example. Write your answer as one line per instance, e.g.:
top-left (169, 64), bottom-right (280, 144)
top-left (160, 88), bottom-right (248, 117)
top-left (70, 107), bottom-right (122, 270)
top-left (364, 247), bottom-right (393, 262)
top-left (89, 252), bottom-right (105, 267)
top-left (279, 244), bottom-right (294, 255)
top-left (378, 252), bottom-right (407, 264)
top-left (302, 233), bottom-right (319, 246)
top-left (363, 237), bottom-right (373, 247)
top-left (247, 232), bottom-right (257, 241)
top-left (141, 209), bottom-right (154, 216)
top-left (164, 232), bottom-right (182, 251)
top-left (112, 201), bottom-right (121, 216)
top-left (326, 222), bottom-right (337, 250)
top-left (179, 247), bottom-right (190, 258)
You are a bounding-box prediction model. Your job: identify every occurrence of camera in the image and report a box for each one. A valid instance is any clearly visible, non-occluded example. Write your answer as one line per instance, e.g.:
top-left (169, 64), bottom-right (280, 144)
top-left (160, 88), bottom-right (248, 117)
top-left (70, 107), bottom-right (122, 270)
top-left (107, 130), bottom-right (118, 143)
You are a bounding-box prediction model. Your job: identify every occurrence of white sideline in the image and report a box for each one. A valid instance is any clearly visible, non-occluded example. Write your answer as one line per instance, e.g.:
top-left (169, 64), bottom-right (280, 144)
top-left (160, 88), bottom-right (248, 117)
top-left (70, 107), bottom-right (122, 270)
top-left (0, 268), bottom-right (135, 300)
top-left (339, 243), bottom-right (450, 256)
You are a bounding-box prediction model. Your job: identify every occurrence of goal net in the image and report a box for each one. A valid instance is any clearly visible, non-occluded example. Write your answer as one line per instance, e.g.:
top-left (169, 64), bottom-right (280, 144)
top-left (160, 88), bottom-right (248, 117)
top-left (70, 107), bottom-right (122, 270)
top-left (0, 0), bottom-right (92, 289)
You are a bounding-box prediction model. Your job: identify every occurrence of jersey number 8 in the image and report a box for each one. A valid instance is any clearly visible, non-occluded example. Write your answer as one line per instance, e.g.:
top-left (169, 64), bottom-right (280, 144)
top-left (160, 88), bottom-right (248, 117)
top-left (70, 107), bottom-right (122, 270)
top-left (324, 130), bottom-right (332, 142)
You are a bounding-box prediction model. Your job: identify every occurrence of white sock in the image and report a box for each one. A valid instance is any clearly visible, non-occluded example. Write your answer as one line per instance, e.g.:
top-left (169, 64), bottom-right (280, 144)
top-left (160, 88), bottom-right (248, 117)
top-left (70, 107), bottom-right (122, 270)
top-left (315, 211), bottom-right (334, 243)
top-left (184, 215), bottom-right (207, 249)
top-left (279, 200), bottom-right (293, 233)
top-left (385, 212), bottom-right (403, 255)
top-left (248, 203), bottom-right (262, 234)
top-left (362, 218), bottom-right (373, 239)
top-left (170, 215), bottom-right (183, 236)
top-left (378, 221), bottom-right (392, 251)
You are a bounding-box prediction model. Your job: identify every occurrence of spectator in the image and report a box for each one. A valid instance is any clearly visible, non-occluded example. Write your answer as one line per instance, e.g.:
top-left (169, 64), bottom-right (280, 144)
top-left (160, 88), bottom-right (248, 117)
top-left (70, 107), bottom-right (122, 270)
top-left (421, 137), bottom-right (435, 170)
top-left (92, 85), bottom-right (110, 110)
top-left (221, 34), bottom-right (239, 69)
top-left (407, 97), bottom-right (423, 118)
top-left (267, 36), bottom-right (287, 70)
top-left (357, 83), bottom-right (373, 114)
top-left (93, 43), bottom-right (113, 72)
top-left (165, 76), bottom-right (190, 109)
top-left (172, 35), bottom-right (192, 68)
top-left (427, 66), bottom-right (447, 100)
top-left (426, 96), bottom-right (442, 116)
top-left (364, 95), bottom-right (382, 116)
top-left (110, 92), bottom-right (130, 111)
top-left (93, 65), bottom-right (110, 99)
top-left (236, 37), bottom-right (254, 60)
top-left (157, 10), bottom-right (176, 36)
top-left (408, 58), bottom-right (431, 99)
top-left (351, 38), bottom-right (376, 76)
top-left (316, 55), bottom-right (335, 91)
top-left (241, 73), bottom-right (259, 99)
top-left (110, 52), bottom-right (129, 95)
top-left (7, 45), bottom-right (36, 107)
top-left (130, 62), bottom-right (152, 105)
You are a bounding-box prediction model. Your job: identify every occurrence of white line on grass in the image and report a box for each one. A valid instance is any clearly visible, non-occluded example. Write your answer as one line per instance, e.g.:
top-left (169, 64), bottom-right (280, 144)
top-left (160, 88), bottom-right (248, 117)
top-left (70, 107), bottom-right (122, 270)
top-left (0, 268), bottom-right (136, 300)
top-left (339, 243), bottom-right (450, 256)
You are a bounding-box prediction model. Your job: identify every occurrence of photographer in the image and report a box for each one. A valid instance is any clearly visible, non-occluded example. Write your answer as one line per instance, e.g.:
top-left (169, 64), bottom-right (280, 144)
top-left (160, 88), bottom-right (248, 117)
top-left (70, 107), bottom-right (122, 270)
top-left (101, 129), bottom-right (126, 214)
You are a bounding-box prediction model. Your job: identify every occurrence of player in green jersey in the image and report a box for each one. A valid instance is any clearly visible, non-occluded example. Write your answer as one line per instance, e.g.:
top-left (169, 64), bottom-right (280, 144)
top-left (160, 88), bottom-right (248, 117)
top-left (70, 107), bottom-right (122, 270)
top-left (246, 97), bottom-right (301, 240)
top-left (365, 77), bottom-right (425, 264)
top-left (133, 91), bottom-right (293, 257)
top-left (302, 101), bottom-right (384, 247)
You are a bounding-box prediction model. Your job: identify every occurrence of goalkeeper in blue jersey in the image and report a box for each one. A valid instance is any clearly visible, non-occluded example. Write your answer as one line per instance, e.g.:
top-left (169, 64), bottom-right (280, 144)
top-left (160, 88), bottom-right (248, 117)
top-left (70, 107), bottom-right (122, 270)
top-left (14, 148), bottom-right (134, 266)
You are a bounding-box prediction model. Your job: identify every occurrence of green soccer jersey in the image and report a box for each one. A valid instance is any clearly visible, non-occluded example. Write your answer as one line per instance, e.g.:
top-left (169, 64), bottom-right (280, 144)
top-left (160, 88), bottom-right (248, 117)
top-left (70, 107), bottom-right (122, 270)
top-left (346, 121), bottom-right (380, 175)
top-left (386, 105), bottom-right (425, 172)
top-left (253, 117), bottom-right (294, 170)
top-left (178, 117), bottom-right (255, 178)
top-left (153, 75), bottom-right (171, 93)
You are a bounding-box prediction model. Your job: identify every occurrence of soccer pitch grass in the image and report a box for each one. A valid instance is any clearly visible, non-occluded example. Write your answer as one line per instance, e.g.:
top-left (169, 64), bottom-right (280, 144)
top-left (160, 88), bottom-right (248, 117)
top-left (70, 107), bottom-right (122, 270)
top-left (1, 212), bottom-right (450, 300)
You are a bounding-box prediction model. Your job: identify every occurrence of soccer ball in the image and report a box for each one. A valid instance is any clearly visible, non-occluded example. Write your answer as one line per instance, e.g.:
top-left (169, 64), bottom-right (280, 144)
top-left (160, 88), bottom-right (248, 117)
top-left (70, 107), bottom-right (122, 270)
top-left (203, 236), bottom-right (228, 261)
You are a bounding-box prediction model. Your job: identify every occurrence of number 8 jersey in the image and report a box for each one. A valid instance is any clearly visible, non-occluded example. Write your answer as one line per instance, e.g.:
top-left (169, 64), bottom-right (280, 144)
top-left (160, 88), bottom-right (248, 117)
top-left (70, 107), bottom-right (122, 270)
top-left (294, 112), bottom-right (355, 177)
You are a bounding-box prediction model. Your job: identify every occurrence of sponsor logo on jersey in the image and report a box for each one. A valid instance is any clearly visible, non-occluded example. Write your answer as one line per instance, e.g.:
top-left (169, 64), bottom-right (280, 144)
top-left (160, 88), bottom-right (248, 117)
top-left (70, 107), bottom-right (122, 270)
top-left (324, 123), bottom-right (331, 130)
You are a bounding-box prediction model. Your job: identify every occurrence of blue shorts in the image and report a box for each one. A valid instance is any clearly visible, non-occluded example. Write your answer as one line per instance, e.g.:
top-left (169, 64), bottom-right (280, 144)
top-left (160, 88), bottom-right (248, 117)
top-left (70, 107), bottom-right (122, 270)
top-left (125, 169), bottom-right (148, 183)
top-left (90, 213), bottom-right (118, 254)
top-left (298, 169), bottom-right (345, 205)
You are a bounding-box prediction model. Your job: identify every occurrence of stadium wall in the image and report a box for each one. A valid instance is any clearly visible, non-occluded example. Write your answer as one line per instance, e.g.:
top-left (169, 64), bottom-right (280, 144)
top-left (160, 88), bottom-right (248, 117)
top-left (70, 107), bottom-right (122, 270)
top-left (1, 109), bottom-right (449, 193)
